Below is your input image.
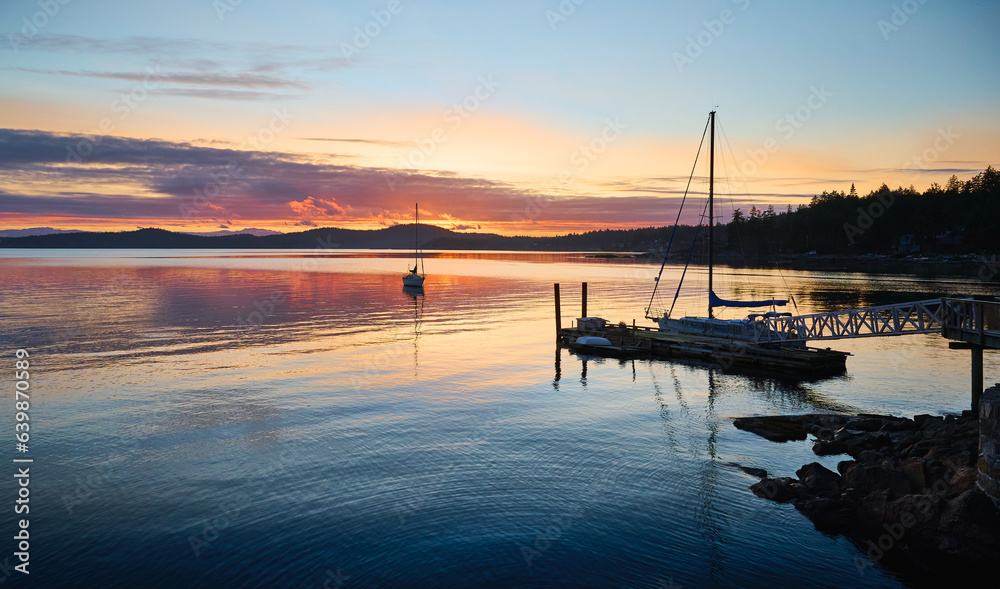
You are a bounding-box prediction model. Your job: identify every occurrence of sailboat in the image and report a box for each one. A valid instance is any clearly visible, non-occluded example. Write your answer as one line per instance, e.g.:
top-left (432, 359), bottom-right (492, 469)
top-left (402, 203), bottom-right (425, 287)
top-left (645, 110), bottom-right (792, 342)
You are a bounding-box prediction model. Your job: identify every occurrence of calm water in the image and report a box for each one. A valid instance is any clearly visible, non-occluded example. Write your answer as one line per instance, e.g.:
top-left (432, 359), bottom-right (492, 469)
top-left (1, 250), bottom-right (997, 588)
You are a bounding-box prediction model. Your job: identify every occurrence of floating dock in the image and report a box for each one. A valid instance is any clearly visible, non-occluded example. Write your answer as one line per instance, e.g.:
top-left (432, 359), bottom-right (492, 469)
top-left (555, 283), bottom-right (850, 378)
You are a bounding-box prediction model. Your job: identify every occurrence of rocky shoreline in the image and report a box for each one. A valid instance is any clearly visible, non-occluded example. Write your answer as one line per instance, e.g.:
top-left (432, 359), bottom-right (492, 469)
top-left (733, 412), bottom-right (1000, 580)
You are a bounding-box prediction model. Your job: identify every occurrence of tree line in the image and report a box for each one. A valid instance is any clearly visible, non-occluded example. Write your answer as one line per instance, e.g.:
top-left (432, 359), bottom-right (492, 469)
top-left (726, 166), bottom-right (999, 257)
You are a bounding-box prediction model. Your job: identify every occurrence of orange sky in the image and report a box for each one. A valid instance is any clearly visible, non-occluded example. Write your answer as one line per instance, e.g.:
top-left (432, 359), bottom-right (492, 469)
top-left (1, 2), bottom-right (998, 236)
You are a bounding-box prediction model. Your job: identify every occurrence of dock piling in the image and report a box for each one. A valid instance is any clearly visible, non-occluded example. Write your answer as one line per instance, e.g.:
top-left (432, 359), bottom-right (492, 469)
top-left (582, 282), bottom-right (587, 319)
top-left (554, 283), bottom-right (562, 334)
top-left (973, 346), bottom-right (984, 410)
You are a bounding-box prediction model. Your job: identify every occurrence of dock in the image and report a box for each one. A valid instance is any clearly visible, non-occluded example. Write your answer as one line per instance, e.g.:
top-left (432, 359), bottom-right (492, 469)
top-left (556, 282), bottom-right (999, 396)
top-left (558, 322), bottom-right (849, 377)
top-left (555, 283), bottom-right (850, 378)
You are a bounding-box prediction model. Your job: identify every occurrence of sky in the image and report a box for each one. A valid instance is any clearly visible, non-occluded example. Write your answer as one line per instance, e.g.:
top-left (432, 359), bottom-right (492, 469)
top-left (1, 0), bottom-right (998, 236)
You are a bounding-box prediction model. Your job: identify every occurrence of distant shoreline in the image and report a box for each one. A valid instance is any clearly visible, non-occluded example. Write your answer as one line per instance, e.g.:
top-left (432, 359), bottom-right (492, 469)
top-left (2, 226), bottom-right (997, 280)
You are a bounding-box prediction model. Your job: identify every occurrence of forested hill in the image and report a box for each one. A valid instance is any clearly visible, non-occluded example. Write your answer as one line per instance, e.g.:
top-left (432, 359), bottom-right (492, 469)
top-left (726, 166), bottom-right (999, 257)
top-left (2, 167), bottom-right (995, 255)
top-left (0, 222), bottom-right (700, 252)
top-left (0, 224), bottom-right (459, 249)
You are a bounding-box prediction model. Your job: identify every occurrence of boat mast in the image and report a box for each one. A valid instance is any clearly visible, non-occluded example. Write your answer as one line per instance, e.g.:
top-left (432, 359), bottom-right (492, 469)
top-left (414, 203), bottom-right (420, 273)
top-left (708, 110), bottom-right (715, 319)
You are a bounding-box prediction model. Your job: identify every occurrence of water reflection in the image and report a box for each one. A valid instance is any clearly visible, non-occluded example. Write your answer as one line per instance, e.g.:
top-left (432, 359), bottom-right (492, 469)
top-left (0, 250), bottom-right (994, 588)
top-left (403, 285), bottom-right (424, 375)
top-left (0, 264), bottom-right (541, 374)
top-left (553, 346), bottom-right (561, 390)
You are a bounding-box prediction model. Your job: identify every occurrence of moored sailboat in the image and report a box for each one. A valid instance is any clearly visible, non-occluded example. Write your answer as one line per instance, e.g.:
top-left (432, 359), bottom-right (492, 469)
top-left (646, 110), bottom-right (793, 343)
top-left (402, 203), bottom-right (425, 287)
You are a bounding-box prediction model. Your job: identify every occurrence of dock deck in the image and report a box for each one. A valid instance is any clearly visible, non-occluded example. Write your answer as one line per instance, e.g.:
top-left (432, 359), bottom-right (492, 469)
top-left (558, 323), bottom-right (850, 378)
top-left (554, 282), bottom-right (849, 378)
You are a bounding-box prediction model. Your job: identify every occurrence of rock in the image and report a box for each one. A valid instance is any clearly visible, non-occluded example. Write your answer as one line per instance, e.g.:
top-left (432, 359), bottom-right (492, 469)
top-left (741, 466), bottom-right (768, 479)
top-left (881, 417), bottom-right (916, 432)
top-left (845, 417), bottom-right (884, 432)
top-left (937, 490), bottom-right (1000, 557)
top-left (864, 432), bottom-right (893, 453)
top-left (914, 414), bottom-right (943, 426)
top-left (724, 462), bottom-right (767, 478)
top-left (939, 489), bottom-right (975, 532)
top-left (736, 409), bottom-right (999, 575)
top-left (837, 460), bottom-right (856, 475)
top-left (900, 457), bottom-right (926, 492)
top-left (813, 439), bottom-right (848, 455)
top-left (895, 432), bottom-right (922, 456)
top-left (858, 449), bottom-right (880, 463)
top-left (733, 416), bottom-right (808, 442)
top-left (796, 462), bottom-right (841, 495)
top-left (750, 477), bottom-right (800, 502)
top-left (946, 467), bottom-right (978, 495)
top-left (884, 493), bottom-right (938, 530)
top-left (733, 414), bottom-right (853, 443)
top-left (858, 489), bottom-right (892, 526)
top-left (797, 498), bottom-right (854, 533)
top-left (841, 461), bottom-right (912, 497)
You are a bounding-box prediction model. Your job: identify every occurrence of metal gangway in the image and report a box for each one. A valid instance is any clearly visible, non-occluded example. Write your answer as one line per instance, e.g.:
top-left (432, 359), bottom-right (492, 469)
top-left (754, 297), bottom-right (1000, 344)
top-left (754, 297), bottom-right (1000, 409)
top-left (752, 298), bottom-right (947, 343)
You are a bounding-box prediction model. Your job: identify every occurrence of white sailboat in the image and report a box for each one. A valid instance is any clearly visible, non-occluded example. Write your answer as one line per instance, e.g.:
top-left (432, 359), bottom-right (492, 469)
top-left (645, 110), bottom-right (793, 342)
top-left (402, 203), bottom-right (425, 287)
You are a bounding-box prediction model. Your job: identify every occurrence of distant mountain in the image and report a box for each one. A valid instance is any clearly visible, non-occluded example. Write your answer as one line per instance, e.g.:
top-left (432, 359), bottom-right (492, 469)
top-left (182, 228), bottom-right (284, 237)
top-left (0, 225), bottom-right (471, 249)
top-left (0, 224), bottom-right (686, 252)
top-left (0, 227), bottom-right (84, 238)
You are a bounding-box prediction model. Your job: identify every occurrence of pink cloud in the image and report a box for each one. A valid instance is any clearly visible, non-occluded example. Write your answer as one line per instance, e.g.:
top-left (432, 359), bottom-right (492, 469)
top-left (368, 210), bottom-right (403, 227)
top-left (286, 196), bottom-right (350, 225)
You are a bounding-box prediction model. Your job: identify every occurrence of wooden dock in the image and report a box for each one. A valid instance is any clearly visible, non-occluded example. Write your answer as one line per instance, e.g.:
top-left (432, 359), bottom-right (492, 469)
top-left (558, 323), bottom-right (850, 377)
top-left (555, 282), bottom-right (850, 379)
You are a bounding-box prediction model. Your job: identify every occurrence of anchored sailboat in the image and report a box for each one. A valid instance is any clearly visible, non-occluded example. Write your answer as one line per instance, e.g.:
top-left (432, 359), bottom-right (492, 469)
top-left (402, 203), bottom-right (425, 287)
top-left (646, 110), bottom-right (792, 341)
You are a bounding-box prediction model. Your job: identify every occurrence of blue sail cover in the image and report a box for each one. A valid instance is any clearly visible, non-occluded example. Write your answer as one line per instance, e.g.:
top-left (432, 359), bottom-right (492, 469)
top-left (709, 290), bottom-right (787, 309)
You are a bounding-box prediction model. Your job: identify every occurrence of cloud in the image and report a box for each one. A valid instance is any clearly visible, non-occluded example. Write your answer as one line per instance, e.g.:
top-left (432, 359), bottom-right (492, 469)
top-left (151, 88), bottom-right (298, 101)
top-left (0, 128), bottom-right (548, 225)
top-left (296, 137), bottom-right (410, 147)
top-left (0, 128), bottom-right (806, 230)
top-left (0, 34), bottom-right (340, 61)
top-left (369, 210), bottom-right (403, 227)
top-left (1, 34), bottom-right (353, 77)
top-left (1, 34), bottom-right (350, 104)
top-left (287, 196), bottom-right (350, 225)
top-left (6, 67), bottom-right (308, 89)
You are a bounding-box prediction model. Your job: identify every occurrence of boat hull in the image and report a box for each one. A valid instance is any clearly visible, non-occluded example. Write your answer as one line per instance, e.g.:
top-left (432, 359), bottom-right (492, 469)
top-left (402, 273), bottom-right (425, 287)
top-left (656, 316), bottom-right (805, 346)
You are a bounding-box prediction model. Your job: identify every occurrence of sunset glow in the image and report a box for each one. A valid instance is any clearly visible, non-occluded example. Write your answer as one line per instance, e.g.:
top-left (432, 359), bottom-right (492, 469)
top-left (2, 1), bottom-right (997, 236)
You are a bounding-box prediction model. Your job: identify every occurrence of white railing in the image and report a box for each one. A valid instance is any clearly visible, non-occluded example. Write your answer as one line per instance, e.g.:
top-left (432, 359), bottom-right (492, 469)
top-left (941, 298), bottom-right (1000, 348)
top-left (753, 298), bottom-right (946, 343)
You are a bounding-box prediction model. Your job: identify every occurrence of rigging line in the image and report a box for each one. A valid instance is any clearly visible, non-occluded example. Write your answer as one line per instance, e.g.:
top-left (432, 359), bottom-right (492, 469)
top-left (717, 119), bottom-right (798, 312)
top-left (715, 121), bottom-right (750, 270)
top-left (668, 197), bottom-right (711, 319)
top-left (645, 113), bottom-right (712, 318)
top-left (716, 121), bottom-right (760, 309)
